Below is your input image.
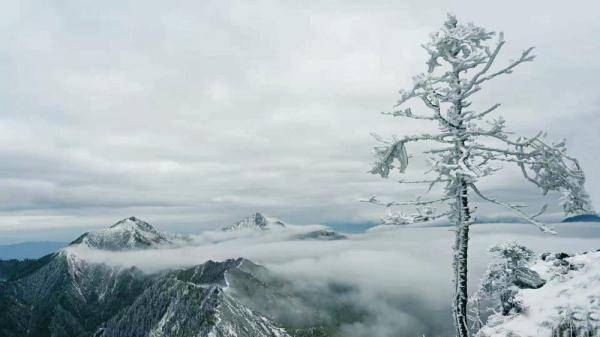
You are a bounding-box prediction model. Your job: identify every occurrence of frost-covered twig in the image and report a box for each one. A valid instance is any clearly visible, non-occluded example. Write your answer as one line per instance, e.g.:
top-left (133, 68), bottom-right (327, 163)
top-left (469, 184), bottom-right (556, 234)
top-left (360, 195), bottom-right (451, 207)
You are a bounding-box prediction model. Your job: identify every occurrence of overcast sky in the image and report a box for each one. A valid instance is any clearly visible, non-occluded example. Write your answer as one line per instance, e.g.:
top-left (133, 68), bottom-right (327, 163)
top-left (1, 0), bottom-right (599, 242)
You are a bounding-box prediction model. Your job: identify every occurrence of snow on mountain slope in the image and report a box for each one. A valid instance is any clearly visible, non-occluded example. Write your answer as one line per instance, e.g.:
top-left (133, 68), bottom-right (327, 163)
top-left (0, 215), bottom-right (350, 337)
top-left (216, 212), bottom-right (346, 243)
top-left (478, 250), bottom-right (600, 337)
top-left (222, 212), bottom-right (286, 231)
top-left (0, 249), bottom-right (149, 337)
top-left (0, 249), bottom-right (294, 337)
top-left (70, 217), bottom-right (188, 251)
top-left (95, 258), bottom-right (291, 337)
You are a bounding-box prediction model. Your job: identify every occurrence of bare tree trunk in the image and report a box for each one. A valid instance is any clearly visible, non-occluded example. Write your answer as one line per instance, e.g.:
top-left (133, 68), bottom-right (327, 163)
top-left (453, 181), bottom-right (471, 337)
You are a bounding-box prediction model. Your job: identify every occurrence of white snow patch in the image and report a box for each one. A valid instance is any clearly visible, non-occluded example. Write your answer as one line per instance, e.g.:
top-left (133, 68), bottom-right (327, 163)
top-left (479, 251), bottom-right (600, 337)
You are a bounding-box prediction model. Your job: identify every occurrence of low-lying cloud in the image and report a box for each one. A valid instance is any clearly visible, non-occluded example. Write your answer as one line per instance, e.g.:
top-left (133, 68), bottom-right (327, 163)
top-left (66, 222), bottom-right (600, 337)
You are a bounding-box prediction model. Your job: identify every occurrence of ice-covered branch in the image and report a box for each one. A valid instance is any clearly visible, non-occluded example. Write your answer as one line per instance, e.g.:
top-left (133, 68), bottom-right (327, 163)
top-left (473, 47), bottom-right (535, 86)
top-left (398, 177), bottom-right (450, 184)
top-left (469, 184), bottom-right (555, 234)
top-left (381, 107), bottom-right (436, 120)
top-left (514, 138), bottom-right (594, 215)
top-left (370, 132), bottom-right (459, 178)
top-left (464, 32), bottom-right (505, 93)
top-left (381, 209), bottom-right (453, 225)
top-left (361, 195), bottom-right (451, 207)
top-left (370, 140), bottom-right (409, 178)
top-left (461, 103), bottom-right (501, 123)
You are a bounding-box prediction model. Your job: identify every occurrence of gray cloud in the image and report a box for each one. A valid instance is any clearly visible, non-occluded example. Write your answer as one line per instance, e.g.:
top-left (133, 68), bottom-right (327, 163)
top-left (1, 1), bottom-right (599, 238)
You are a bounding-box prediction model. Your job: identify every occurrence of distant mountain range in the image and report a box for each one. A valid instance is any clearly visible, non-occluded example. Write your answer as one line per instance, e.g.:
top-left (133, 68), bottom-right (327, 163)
top-left (562, 213), bottom-right (600, 223)
top-left (0, 241), bottom-right (66, 260)
top-left (221, 212), bottom-right (346, 240)
top-left (2, 212), bottom-right (595, 262)
top-left (221, 212), bottom-right (286, 231)
top-left (0, 214), bottom-right (353, 337)
top-left (0, 213), bottom-right (346, 261)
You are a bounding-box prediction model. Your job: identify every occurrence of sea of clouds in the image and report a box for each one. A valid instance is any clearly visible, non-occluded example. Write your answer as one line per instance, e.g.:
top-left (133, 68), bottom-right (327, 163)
top-left (66, 222), bottom-right (600, 337)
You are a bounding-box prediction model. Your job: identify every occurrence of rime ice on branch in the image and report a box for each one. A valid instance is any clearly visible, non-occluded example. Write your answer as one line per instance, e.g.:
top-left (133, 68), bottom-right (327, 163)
top-left (367, 14), bottom-right (593, 229)
top-left (365, 14), bottom-right (593, 337)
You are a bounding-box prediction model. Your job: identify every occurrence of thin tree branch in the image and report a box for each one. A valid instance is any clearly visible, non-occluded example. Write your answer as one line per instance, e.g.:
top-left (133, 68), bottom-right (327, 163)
top-left (469, 184), bottom-right (556, 234)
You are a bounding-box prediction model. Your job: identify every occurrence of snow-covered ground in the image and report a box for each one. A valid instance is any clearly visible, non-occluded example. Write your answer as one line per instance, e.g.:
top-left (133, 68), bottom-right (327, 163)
top-left (478, 250), bottom-right (600, 337)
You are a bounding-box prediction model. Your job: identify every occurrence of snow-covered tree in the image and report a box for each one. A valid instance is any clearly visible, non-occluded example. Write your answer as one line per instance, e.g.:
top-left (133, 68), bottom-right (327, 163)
top-left (366, 14), bottom-right (593, 337)
top-left (470, 242), bottom-right (537, 331)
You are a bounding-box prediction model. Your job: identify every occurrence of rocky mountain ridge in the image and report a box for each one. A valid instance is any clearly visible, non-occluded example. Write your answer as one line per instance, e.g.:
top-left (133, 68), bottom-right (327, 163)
top-left (0, 216), bottom-right (354, 337)
top-left (0, 248), bottom-right (295, 337)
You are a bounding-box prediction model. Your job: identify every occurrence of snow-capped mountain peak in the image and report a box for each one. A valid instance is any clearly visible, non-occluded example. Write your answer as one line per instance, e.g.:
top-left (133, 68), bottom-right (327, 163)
top-left (70, 217), bottom-right (175, 251)
top-left (222, 212), bottom-right (286, 231)
top-left (109, 216), bottom-right (154, 230)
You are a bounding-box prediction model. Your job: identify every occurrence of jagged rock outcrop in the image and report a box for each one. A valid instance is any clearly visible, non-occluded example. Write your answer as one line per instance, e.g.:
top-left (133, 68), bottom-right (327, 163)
top-left (513, 267), bottom-right (545, 289)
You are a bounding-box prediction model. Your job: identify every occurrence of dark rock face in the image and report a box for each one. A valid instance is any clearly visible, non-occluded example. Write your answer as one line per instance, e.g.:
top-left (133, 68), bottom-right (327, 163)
top-left (541, 252), bottom-right (581, 273)
top-left (542, 252), bottom-right (572, 261)
top-left (513, 268), bottom-right (546, 289)
top-left (541, 252), bottom-right (551, 261)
